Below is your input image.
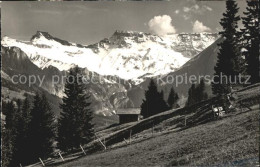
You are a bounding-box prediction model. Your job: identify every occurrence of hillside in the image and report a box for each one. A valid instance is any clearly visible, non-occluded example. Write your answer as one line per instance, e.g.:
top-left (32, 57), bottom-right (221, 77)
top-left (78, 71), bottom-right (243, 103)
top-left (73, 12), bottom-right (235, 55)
top-left (60, 106), bottom-right (259, 167)
top-left (28, 83), bottom-right (260, 167)
top-left (128, 37), bottom-right (223, 107)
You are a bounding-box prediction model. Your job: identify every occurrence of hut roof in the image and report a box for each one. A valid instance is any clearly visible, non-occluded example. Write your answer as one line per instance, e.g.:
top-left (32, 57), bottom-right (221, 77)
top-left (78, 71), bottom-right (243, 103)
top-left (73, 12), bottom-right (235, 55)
top-left (116, 108), bottom-right (140, 115)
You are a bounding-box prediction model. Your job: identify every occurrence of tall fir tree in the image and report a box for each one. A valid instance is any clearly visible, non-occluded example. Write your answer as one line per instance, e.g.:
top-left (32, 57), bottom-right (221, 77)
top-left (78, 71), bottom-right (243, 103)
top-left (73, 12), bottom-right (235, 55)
top-left (2, 123), bottom-right (13, 167)
top-left (241, 0), bottom-right (259, 84)
top-left (27, 93), bottom-right (56, 164)
top-left (4, 101), bottom-right (16, 130)
top-left (58, 66), bottom-right (94, 152)
top-left (186, 79), bottom-right (208, 107)
top-left (167, 87), bottom-right (179, 109)
top-left (11, 97), bottom-right (32, 166)
top-left (2, 101), bottom-right (16, 167)
top-left (186, 82), bottom-right (197, 107)
top-left (140, 79), bottom-right (168, 118)
top-left (212, 0), bottom-right (243, 95)
top-left (197, 79), bottom-right (208, 102)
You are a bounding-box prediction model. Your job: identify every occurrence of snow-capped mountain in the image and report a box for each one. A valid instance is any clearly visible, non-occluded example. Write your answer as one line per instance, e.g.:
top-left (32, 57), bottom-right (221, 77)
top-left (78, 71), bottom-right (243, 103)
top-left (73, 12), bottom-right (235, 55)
top-left (1, 30), bottom-right (220, 116)
top-left (2, 30), bottom-right (219, 83)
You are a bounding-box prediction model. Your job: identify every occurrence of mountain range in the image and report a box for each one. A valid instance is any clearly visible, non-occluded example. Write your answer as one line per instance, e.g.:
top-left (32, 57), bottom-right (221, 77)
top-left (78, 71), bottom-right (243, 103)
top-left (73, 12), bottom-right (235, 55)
top-left (1, 30), bottom-right (220, 116)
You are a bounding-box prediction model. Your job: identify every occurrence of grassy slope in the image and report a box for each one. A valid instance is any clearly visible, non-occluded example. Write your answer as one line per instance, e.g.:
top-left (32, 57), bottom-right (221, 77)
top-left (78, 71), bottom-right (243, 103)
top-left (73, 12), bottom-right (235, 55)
top-left (59, 106), bottom-right (259, 167)
top-left (57, 87), bottom-right (259, 167)
top-left (28, 84), bottom-right (259, 167)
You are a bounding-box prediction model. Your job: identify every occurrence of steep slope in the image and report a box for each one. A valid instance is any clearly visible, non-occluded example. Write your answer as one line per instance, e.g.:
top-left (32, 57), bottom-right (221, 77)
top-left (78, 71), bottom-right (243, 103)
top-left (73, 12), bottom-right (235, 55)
top-left (60, 108), bottom-right (258, 167)
top-left (127, 37), bottom-right (223, 107)
top-left (1, 46), bottom-right (132, 116)
top-left (161, 37), bottom-right (224, 95)
top-left (28, 84), bottom-right (260, 167)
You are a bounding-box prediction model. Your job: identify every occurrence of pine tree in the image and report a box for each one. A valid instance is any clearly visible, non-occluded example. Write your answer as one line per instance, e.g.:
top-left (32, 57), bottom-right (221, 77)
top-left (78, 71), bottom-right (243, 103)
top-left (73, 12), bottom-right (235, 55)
top-left (2, 98), bottom-right (30, 167)
top-left (10, 97), bottom-right (32, 166)
top-left (58, 66), bottom-right (94, 152)
top-left (197, 79), bottom-right (208, 102)
top-left (186, 79), bottom-right (208, 107)
top-left (167, 87), bottom-right (179, 109)
top-left (2, 126), bottom-right (14, 167)
top-left (4, 101), bottom-right (16, 130)
top-left (140, 79), bottom-right (168, 118)
top-left (212, 0), bottom-right (243, 95)
top-left (241, 0), bottom-right (259, 84)
top-left (27, 93), bottom-right (56, 164)
top-left (2, 101), bottom-right (16, 167)
top-left (186, 82), bottom-right (197, 107)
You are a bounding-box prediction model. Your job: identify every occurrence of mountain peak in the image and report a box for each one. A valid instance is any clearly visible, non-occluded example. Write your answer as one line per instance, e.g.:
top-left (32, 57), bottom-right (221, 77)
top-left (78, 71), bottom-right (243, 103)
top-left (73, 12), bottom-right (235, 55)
top-left (112, 30), bottom-right (151, 38)
top-left (31, 31), bottom-right (72, 46)
top-left (31, 31), bottom-right (52, 41)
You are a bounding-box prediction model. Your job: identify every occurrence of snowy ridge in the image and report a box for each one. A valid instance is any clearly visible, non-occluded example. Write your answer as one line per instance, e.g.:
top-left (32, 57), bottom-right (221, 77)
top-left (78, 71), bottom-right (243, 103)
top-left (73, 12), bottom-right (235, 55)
top-left (1, 31), bottom-right (219, 82)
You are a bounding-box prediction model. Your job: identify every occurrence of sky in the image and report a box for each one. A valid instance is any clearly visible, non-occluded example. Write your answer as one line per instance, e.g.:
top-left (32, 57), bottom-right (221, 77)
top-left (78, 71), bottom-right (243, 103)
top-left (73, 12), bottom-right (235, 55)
top-left (2, 0), bottom-right (247, 45)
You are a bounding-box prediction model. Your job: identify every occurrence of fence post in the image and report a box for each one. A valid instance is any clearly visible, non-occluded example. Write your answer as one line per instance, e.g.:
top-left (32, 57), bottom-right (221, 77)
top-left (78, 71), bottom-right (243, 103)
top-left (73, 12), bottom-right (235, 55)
top-left (80, 145), bottom-right (86, 155)
top-left (95, 134), bottom-right (106, 150)
top-left (19, 163), bottom-right (22, 167)
top-left (123, 138), bottom-right (128, 145)
top-left (39, 158), bottom-right (45, 167)
top-left (129, 130), bottom-right (132, 144)
top-left (152, 123), bottom-right (154, 137)
top-left (58, 152), bottom-right (65, 162)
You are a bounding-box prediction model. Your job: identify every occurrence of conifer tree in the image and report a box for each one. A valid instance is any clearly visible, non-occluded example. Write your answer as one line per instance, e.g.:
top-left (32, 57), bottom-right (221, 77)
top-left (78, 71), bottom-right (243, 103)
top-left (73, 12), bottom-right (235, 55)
top-left (58, 66), bottom-right (94, 152)
top-left (186, 79), bottom-right (208, 107)
top-left (167, 87), bottom-right (179, 109)
top-left (140, 79), bottom-right (168, 118)
top-left (11, 97), bottom-right (32, 166)
top-left (197, 79), bottom-right (208, 102)
top-left (212, 0), bottom-right (242, 95)
top-left (27, 93), bottom-right (56, 164)
top-left (2, 126), bottom-right (14, 167)
top-left (2, 101), bottom-right (16, 167)
top-left (241, 0), bottom-right (259, 84)
top-left (186, 82), bottom-right (197, 107)
top-left (4, 101), bottom-right (16, 130)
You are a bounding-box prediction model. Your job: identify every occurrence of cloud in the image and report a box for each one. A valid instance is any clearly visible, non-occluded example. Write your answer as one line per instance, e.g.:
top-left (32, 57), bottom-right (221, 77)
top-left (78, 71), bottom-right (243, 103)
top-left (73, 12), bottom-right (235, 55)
top-left (204, 5), bottom-right (213, 11)
top-left (174, 10), bottom-right (180, 14)
top-left (183, 15), bottom-right (190, 20)
top-left (183, 4), bottom-right (199, 13)
top-left (148, 15), bottom-right (176, 36)
top-left (192, 20), bottom-right (211, 33)
top-left (183, 7), bottom-right (190, 13)
top-left (194, 4), bottom-right (199, 10)
top-left (183, 4), bottom-right (212, 14)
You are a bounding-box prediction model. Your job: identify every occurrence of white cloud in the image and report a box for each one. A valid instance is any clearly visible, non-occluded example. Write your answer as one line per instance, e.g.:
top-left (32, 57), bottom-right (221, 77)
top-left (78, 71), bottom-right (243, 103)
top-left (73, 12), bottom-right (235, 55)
top-left (183, 5), bottom-right (199, 13)
top-left (148, 15), bottom-right (176, 36)
top-left (174, 10), bottom-right (180, 14)
top-left (183, 4), bottom-right (212, 15)
top-left (204, 5), bottom-right (213, 11)
top-left (194, 4), bottom-right (199, 10)
top-left (183, 15), bottom-right (190, 20)
top-left (183, 7), bottom-right (190, 13)
top-left (192, 20), bottom-right (211, 33)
